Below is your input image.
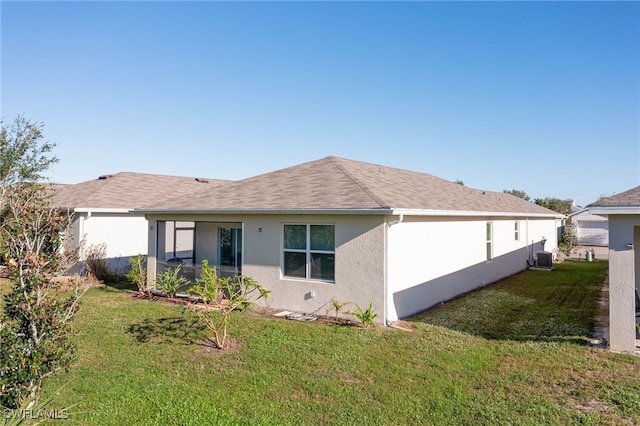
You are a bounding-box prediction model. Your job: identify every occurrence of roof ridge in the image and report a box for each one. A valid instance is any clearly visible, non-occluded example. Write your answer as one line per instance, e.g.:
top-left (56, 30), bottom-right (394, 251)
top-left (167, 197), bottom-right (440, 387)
top-left (328, 157), bottom-right (387, 208)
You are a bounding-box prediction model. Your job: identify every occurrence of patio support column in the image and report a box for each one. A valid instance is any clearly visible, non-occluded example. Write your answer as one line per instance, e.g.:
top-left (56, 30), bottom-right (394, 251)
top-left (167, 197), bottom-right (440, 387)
top-left (146, 218), bottom-right (157, 290)
top-left (608, 243), bottom-right (637, 352)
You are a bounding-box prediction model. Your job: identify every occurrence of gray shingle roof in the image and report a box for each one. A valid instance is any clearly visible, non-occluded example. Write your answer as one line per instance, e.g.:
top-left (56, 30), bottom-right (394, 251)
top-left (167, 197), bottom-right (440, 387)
top-left (52, 172), bottom-right (228, 210)
top-left (589, 185), bottom-right (640, 208)
top-left (144, 156), bottom-right (559, 216)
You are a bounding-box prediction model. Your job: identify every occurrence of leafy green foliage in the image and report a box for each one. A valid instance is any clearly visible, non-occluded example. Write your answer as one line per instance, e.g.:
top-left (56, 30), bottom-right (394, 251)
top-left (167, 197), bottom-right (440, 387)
top-left (189, 260), bottom-right (269, 349)
top-left (503, 189), bottom-right (530, 201)
top-left (0, 116), bottom-right (57, 192)
top-left (557, 219), bottom-right (577, 258)
top-left (534, 197), bottom-right (572, 215)
top-left (155, 266), bottom-right (187, 298)
top-left (125, 254), bottom-right (147, 294)
top-left (326, 297), bottom-right (350, 319)
top-left (351, 302), bottom-right (378, 329)
top-left (0, 117), bottom-right (85, 410)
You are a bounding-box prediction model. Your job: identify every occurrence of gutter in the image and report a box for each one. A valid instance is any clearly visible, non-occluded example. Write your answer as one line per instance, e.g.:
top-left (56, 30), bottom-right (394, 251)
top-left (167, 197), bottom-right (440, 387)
top-left (74, 208), bottom-right (133, 214)
top-left (136, 207), bottom-right (561, 219)
top-left (384, 213), bottom-right (404, 325)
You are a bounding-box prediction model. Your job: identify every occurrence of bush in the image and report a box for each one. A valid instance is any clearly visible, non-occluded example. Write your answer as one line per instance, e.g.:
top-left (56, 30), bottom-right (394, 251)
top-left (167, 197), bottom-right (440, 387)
top-left (156, 266), bottom-right (188, 298)
top-left (125, 254), bottom-right (147, 294)
top-left (83, 243), bottom-right (113, 282)
top-left (351, 302), bottom-right (378, 329)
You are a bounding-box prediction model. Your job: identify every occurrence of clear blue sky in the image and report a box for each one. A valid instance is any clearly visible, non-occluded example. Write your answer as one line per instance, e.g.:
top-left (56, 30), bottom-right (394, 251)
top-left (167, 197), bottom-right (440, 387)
top-left (2, 1), bottom-right (638, 207)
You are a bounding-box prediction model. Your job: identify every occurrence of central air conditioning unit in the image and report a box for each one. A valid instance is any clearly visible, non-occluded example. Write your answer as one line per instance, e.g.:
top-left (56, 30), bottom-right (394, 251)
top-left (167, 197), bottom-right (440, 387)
top-left (535, 251), bottom-right (553, 269)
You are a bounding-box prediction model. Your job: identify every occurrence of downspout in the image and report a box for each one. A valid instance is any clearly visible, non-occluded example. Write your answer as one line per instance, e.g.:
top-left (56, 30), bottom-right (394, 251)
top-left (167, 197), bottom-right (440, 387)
top-left (384, 214), bottom-right (404, 325)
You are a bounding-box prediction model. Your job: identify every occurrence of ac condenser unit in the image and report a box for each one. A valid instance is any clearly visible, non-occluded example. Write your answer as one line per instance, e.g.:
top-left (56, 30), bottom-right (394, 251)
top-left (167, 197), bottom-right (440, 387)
top-left (536, 251), bottom-right (553, 269)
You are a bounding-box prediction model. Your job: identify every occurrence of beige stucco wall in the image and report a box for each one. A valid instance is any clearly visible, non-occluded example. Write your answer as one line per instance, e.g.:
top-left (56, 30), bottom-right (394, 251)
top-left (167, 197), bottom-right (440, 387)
top-left (241, 214), bottom-right (386, 320)
top-left (146, 213), bottom-right (387, 322)
top-left (607, 215), bottom-right (639, 353)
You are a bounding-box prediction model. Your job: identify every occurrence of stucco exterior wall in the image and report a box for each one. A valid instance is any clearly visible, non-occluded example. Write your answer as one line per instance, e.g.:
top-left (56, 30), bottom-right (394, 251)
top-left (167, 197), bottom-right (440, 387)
top-left (146, 213), bottom-right (557, 325)
top-left (243, 214), bottom-right (386, 320)
top-left (68, 212), bottom-right (149, 273)
top-left (607, 215), bottom-right (639, 352)
top-left (146, 213), bottom-right (387, 321)
top-left (386, 216), bottom-right (557, 322)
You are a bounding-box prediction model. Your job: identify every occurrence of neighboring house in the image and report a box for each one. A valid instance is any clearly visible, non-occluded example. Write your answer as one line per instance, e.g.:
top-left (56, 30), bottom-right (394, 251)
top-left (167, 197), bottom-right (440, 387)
top-left (52, 172), bottom-right (225, 274)
top-left (589, 186), bottom-right (640, 353)
top-left (568, 208), bottom-right (609, 246)
top-left (139, 156), bottom-right (561, 324)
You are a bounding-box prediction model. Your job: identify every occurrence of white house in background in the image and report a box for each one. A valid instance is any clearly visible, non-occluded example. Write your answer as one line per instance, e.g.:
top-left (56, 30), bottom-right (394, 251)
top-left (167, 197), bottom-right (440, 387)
top-left (589, 186), bottom-right (640, 353)
top-left (139, 156), bottom-right (561, 324)
top-left (53, 172), bottom-right (226, 274)
top-left (568, 207), bottom-right (609, 246)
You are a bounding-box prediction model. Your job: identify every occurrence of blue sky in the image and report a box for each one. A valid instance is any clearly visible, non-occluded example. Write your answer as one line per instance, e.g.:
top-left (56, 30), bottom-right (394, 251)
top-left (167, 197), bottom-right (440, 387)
top-left (2, 1), bottom-right (638, 207)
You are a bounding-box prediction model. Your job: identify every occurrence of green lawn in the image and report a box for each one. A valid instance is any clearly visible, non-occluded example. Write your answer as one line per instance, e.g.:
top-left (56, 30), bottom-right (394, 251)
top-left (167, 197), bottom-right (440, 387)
top-left (5, 261), bottom-right (640, 424)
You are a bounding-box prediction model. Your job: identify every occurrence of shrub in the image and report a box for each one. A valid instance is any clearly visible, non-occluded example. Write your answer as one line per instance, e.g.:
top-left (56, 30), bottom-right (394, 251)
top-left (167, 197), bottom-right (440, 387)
top-left (83, 243), bottom-right (113, 282)
top-left (156, 266), bottom-right (188, 298)
top-left (125, 254), bottom-right (147, 294)
top-left (351, 302), bottom-right (378, 329)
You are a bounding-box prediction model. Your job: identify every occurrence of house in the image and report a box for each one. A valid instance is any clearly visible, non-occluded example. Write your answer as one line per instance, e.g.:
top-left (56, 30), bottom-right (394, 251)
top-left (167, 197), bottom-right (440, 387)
top-left (589, 186), bottom-right (640, 353)
top-left (139, 156), bottom-right (561, 324)
top-left (568, 207), bottom-right (609, 247)
top-left (52, 172), bottom-right (226, 274)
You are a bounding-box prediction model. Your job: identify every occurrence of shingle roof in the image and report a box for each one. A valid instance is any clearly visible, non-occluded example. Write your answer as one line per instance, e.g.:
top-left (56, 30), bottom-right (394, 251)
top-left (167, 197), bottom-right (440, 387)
top-left (52, 172), bottom-right (228, 210)
top-left (589, 185), bottom-right (640, 208)
top-left (145, 156), bottom-right (559, 216)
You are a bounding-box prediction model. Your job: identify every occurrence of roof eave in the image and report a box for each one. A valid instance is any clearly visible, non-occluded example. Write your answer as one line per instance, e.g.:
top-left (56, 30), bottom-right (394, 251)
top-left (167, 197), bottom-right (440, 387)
top-left (391, 208), bottom-right (563, 219)
top-left (138, 208), bottom-right (395, 216)
top-left (137, 207), bottom-right (561, 218)
top-left (588, 206), bottom-right (640, 215)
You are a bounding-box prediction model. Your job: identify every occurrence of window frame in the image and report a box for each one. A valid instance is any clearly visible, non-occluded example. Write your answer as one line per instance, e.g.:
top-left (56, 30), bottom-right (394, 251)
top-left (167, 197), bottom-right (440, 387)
top-left (514, 221), bottom-right (520, 241)
top-left (486, 222), bottom-right (493, 261)
top-left (282, 223), bottom-right (335, 283)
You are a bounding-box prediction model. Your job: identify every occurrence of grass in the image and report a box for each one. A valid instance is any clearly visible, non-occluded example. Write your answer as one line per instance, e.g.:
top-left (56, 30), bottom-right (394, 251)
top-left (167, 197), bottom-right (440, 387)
top-left (2, 261), bottom-right (639, 424)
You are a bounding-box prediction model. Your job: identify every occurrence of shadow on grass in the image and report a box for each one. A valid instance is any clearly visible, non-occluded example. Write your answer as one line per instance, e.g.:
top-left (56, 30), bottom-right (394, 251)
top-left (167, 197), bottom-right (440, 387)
top-left (101, 278), bottom-right (137, 292)
top-left (408, 261), bottom-right (608, 346)
top-left (126, 316), bottom-right (206, 345)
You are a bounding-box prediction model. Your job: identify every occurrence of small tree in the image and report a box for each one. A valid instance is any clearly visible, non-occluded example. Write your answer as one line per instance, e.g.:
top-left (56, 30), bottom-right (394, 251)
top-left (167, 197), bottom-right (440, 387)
top-left (326, 297), bottom-right (350, 320)
top-left (125, 254), bottom-right (147, 294)
top-left (557, 219), bottom-right (577, 258)
top-left (189, 260), bottom-right (269, 349)
top-left (0, 116), bottom-right (85, 409)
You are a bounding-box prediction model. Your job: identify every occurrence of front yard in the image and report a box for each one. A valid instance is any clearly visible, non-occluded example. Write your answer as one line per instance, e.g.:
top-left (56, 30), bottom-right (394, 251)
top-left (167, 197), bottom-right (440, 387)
top-left (5, 261), bottom-right (640, 424)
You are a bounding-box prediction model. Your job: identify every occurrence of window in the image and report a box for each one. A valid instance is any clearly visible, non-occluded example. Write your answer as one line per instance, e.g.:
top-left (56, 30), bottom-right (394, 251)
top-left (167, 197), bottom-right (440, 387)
top-left (283, 224), bottom-right (335, 281)
top-left (514, 221), bottom-right (520, 241)
top-left (486, 222), bottom-right (493, 260)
